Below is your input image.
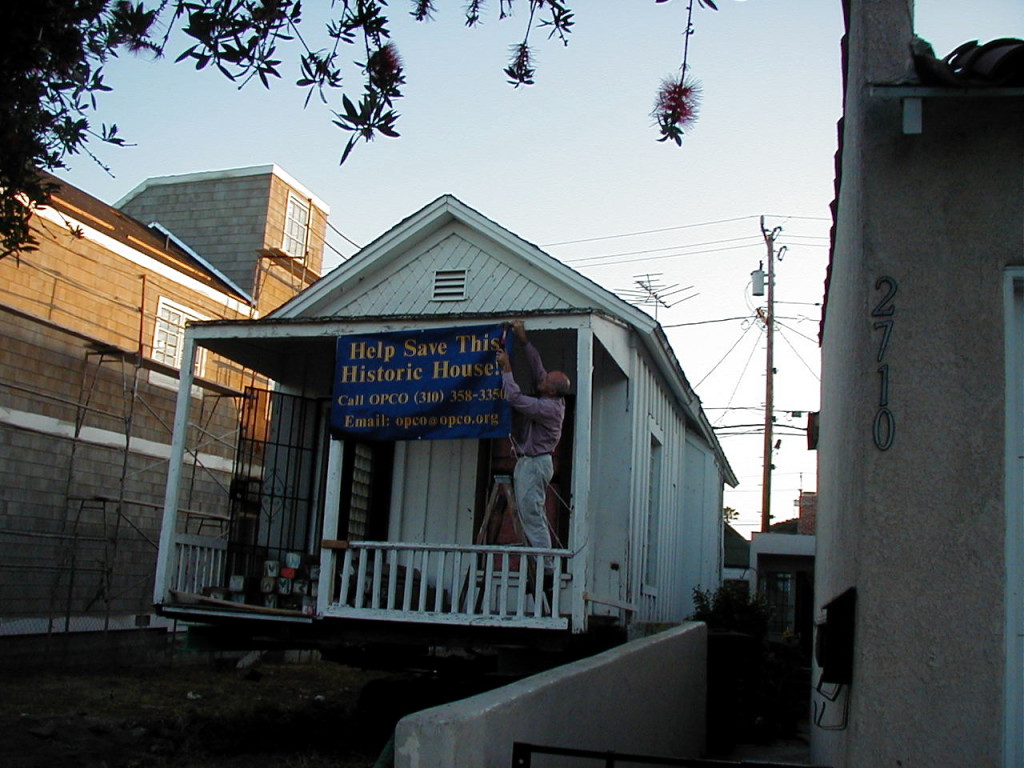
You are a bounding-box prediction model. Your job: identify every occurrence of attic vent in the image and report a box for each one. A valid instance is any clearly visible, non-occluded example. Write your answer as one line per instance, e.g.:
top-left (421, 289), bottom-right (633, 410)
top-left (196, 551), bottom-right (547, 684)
top-left (432, 269), bottom-right (468, 301)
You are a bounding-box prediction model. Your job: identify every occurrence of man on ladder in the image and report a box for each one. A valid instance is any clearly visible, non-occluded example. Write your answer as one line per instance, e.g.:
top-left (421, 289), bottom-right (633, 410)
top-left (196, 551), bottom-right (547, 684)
top-left (495, 320), bottom-right (571, 550)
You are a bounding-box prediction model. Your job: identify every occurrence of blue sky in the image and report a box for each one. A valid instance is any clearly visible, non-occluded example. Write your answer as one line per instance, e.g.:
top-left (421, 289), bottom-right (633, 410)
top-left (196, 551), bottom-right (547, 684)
top-left (61, 0), bottom-right (1023, 536)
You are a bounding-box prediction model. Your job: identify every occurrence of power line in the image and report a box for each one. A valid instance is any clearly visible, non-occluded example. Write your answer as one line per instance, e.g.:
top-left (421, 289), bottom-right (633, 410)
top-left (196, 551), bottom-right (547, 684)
top-left (563, 235), bottom-right (762, 265)
top-left (712, 428), bottom-right (806, 434)
top-left (776, 325), bottom-right (821, 381)
top-left (327, 220), bottom-right (361, 249)
top-left (703, 406), bottom-right (815, 412)
top-left (665, 314), bottom-right (809, 328)
top-left (707, 324), bottom-right (765, 425)
top-left (664, 316), bottom-right (752, 327)
top-left (763, 214), bottom-right (832, 222)
top-left (695, 319), bottom-right (761, 391)
top-left (776, 318), bottom-right (821, 346)
top-left (323, 239), bottom-right (348, 262)
top-left (543, 213), bottom-right (831, 249)
top-left (573, 241), bottom-right (761, 269)
top-left (541, 215), bottom-right (761, 247)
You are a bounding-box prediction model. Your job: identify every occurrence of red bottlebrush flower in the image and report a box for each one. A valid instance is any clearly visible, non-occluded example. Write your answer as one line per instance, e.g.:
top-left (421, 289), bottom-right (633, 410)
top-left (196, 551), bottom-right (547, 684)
top-left (367, 42), bottom-right (405, 95)
top-left (505, 43), bottom-right (535, 87)
top-left (411, 0), bottom-right (437, 22)
top-left (652, 73), bottom-right (702, 145)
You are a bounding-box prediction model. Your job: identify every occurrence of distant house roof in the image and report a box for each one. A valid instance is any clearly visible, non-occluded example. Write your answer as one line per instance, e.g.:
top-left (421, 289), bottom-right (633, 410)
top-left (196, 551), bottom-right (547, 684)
top-left (768, 518), bottom-right (801, 535)
top-left (912, 37), bottom-right (1024, 88)
top-left (40, 170), bottom-right (251, 304)
top-left (724, 524), bottom-right (750, 569)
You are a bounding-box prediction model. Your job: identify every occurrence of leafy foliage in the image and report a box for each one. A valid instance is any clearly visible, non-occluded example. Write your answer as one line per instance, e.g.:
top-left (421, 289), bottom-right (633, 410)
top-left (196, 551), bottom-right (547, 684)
top-left (0, 0), bottom-right (158, 259)
top-left (0, 0), bottom-right (716, 259)
top-left (694, 583), bottom-right (807, 747)
top-left (691, 582), bottom-right (772, 639)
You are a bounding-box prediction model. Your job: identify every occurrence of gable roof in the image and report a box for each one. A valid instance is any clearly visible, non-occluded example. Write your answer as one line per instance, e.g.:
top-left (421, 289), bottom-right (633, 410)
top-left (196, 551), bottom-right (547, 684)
top-left (724, 524), bottom-right (751, 569)
top-left (274, 195), bottom-right (661, 331)
top-left (263, 195), bottom-right (734, 485)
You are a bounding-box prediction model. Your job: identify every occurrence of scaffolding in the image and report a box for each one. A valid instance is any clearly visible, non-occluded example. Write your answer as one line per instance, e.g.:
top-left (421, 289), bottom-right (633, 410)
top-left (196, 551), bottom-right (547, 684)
top-left (0, 305), bottom-right (244, 638)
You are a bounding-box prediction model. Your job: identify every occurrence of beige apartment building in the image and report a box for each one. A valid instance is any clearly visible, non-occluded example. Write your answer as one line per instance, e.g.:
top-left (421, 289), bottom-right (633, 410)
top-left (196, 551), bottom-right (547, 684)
top-left (0, 165), bottom-right (328, 662)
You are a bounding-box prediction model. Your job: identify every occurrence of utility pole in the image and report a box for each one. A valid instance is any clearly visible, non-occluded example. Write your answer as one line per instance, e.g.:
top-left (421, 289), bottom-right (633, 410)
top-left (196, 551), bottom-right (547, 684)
top-left (760, 216), bottom-right (781, 533)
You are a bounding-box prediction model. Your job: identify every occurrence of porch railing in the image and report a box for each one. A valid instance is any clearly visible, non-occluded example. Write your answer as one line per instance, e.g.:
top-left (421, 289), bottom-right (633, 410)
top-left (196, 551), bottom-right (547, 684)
top-left (324, 541), bottom-right (571, 629)
top-left (171, 533), bottom-right (228, 595)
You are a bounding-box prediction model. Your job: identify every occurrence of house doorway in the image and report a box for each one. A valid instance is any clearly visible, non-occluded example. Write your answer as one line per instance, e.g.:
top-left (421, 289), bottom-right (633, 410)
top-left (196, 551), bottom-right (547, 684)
top-left (475, 396), bottom-right (574, 550)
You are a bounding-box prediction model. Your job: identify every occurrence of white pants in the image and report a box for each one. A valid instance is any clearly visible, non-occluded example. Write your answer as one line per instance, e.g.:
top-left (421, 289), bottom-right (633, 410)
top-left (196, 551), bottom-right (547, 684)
top-left (513, 454), bottom-right (553, 548)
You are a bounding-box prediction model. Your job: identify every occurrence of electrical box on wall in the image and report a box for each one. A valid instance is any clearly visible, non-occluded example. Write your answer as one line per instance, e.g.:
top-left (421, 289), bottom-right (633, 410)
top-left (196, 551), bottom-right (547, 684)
top-left (816, 587), bottom-right (856, 685)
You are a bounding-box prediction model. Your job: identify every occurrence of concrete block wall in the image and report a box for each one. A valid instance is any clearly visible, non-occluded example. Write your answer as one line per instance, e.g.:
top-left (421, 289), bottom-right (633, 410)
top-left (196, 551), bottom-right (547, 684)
top-left (0, 169), bottom-right (319, 655)
top-left (0, 424), bottom-right (233, 624)
top-left (395, 622), bottom-right (707, 768)
top-left (0, 627), bottom-right (174, 671)
top-left (0, 314), bottom-right (237, 629)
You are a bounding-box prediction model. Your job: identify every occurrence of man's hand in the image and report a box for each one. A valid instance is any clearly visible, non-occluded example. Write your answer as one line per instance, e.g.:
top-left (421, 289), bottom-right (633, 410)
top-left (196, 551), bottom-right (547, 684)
top-left (511, 319), bottom-right (528, 344)
top-left (496, 348), bottom-right (511, 372)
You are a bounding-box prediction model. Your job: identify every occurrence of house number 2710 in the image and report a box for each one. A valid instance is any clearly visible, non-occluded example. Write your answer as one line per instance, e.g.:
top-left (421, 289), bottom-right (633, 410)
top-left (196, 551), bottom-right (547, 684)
top-left (871, 276), bottom-right (897, 450)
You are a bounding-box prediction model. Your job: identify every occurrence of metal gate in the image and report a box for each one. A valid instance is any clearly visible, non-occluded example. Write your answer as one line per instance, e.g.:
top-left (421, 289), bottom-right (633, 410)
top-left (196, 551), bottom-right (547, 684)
top-left (226, 388), bottom-right (326, 580)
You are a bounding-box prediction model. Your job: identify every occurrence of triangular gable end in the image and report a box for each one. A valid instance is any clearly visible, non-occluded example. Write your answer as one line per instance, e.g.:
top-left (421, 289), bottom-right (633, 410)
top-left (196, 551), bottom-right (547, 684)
top-left (308, 229), bottom-right (578, 317)
top-left (272, 195), bottom-right (657, 331)
top-left (265, 196), bottom-right (733, 483)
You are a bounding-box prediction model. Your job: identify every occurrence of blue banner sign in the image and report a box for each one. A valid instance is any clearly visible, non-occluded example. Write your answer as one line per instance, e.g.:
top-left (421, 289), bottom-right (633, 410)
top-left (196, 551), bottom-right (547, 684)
top-left (331, 324), bottom-right (511, 441)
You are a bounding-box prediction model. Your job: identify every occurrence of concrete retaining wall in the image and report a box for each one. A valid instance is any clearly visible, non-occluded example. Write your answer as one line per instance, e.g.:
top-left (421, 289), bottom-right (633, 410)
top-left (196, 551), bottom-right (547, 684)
top-left (395, 621), bottom-right (707, 768)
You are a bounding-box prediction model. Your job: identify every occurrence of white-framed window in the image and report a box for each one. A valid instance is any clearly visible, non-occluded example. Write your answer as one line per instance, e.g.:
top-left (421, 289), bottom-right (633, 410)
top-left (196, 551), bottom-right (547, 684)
top-left (282, 192), bottom-right (311, 259)
top-left (151, 297), bottom-right (207, 392)
top-left (644, 434), bottom-right (663, 591)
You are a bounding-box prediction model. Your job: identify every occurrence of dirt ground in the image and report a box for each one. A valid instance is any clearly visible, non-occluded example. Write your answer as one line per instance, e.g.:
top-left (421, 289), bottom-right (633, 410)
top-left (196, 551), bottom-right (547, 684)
top-left (0, 657), bottom-right (407, 768)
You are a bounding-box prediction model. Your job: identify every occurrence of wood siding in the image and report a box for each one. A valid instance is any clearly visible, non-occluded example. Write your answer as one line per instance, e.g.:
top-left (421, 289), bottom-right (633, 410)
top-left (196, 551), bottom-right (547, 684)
top-left (391, 440), bottom-right (479, 545)
top-left (335, 232), bottom-right (574, 317)
top-left (627, 348), bottom-right (718, 624)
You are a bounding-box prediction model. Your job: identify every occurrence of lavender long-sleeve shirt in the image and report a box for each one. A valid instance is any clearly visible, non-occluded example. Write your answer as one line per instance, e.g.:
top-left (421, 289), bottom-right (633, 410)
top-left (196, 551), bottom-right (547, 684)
top-left (502, 341), bottom-right (565, 456)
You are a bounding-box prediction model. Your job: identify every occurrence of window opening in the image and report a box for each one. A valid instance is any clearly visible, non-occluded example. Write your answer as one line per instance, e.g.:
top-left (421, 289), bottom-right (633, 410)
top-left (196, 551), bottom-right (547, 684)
top-left (151, 297), bottom-right (207, 390)
top-left (338, 440), bottom-right (393, 541)
top-left (282, 193), bottom-right (311, 259)
top-left (765, 571), bottom-right (796, 635)
top-left (348, 443), bottom-right (373, 540)
top-left (645, 436), bottom-right (663, 588)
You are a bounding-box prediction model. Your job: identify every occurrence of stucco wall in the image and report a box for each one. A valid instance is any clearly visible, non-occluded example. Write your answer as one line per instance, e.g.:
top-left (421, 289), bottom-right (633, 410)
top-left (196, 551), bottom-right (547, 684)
top-left (815, 1), bottom-right (1024, 765)
top-left (394, 622), bottom-right (707, 768)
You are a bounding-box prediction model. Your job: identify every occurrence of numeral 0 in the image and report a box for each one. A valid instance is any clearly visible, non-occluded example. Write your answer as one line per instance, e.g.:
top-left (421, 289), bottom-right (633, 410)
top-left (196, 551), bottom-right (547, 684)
top-left (873, 407), bottom-right (895, 451)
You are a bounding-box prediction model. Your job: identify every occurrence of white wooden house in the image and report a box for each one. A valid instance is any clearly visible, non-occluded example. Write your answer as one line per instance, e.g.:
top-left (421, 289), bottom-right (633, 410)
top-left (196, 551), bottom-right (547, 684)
top-left (152, 196), bottom-right (735, 648)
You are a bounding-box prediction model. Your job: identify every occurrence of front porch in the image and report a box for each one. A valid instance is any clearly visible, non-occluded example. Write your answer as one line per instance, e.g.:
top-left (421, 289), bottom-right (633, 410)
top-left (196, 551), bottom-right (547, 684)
top-left (164, 534), bottom-right (572, 631)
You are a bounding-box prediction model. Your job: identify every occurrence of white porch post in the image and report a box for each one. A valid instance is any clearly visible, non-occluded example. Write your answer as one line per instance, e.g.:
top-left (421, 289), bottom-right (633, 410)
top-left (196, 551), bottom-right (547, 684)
top-left (570, 325), bottom-right (594, 632)
top-left (316, 437), bottom-right (346, 611)
top-left (153, 331), bottom-right (198, 604)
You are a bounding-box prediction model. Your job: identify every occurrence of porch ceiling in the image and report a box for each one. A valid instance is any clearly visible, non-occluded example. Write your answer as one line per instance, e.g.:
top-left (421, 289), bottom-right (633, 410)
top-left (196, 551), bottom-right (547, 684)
top-left (201, 334), bottom-right (336, 386)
